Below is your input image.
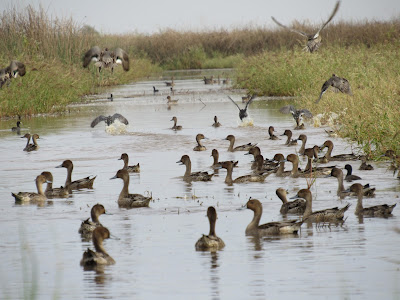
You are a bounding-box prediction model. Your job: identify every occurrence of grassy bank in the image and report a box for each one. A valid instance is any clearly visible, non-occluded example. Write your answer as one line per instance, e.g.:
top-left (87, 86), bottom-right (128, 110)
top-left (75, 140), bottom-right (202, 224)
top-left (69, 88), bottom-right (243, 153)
top-left (234, 44), bottom-right (400, 156)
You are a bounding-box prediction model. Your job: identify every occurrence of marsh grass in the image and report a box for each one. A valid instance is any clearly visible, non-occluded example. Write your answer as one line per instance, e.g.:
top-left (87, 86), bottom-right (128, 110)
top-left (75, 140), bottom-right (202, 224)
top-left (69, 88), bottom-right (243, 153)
top-left (235, 44), bottom-right (400, 156)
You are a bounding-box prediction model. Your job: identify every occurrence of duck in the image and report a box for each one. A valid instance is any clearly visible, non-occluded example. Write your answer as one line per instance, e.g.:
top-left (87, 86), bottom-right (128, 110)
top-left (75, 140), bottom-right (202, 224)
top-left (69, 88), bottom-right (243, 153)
top-left (153, 86), bottom-right (159, 94)
top-left (12, 174), bottom-right (48, 203)
top-left (56, 160), bottom-right (96, 191)
top-left (268, 126), bottom-right (279, 140)
top-left (316, 73), bottom-right (353, 103)
top-left (0, 60), bottom-right (26, 88)
top-left (219, 161), bottom-right (269, 185)
top-left (170, 116), bottom-right (182, 130)
top-left (344, 164), bottom-right (361, 182)
top-left (279, 105), bottom-right (313, 130)
top-left (281, 130), bottom-right (297, 146)
top-left (193, 133), bottom-right (207, 151)
top-left (177, 155), bottom-right (214, 182)
top-left (210, 149), bottom-right (238, 169)
top-left (227, 95), bottom-right (255, 121)
top-left (254, 155), bottom-right (278, 174)
top-left (90, 113), bottom-right (129, 128)
top-left (40, 171), bottom-right (69, 198)
top-left (195, 206), bottom-right (225, 251)
top-left (245, 198), bottom-right (303, 236)
top-left (319, 140), bottom-right (359, 162)
top-left (83, 46), bottom-right (129, 72)
top-left (359, 156), bottom-right (374, 170)
top-left (119, 153), bottom-right (140, 173)
top-left (277, 188), bottom-right (306, 215)
top-left (329, 167), bottom-right (375, 198)
top-left (302, 148), bottom-right (336, 176)
top-left (11, 121), bottom-right (22, 134)
top-left (350, 183), bottom-right (396, 217)
top-left (167, 96), bottom-right (178, 104)
top-left (110, 169), bottom-right (151, 208)
top-left (297, 134), bottom-right (307, 155)
top-left (271, 1), bottom-right (340, 53)
top-left (225, 135), bottom-right (257, 152)
top-left (26, 134), bottom-right (40, 152)
top-left (294, 189), bottom-right (350, 223)
top-left (286, 154), bottom-right (307, 178)
top-left (21, 133), bottom-right (31, 151)
top-left (107, 94), bottom-right (113, 101)
top-left (273, 153), bottom-right (291, 177)
top-left (80, 227), bottom-right (115, 267)
top-left (165, 77), bottom-right (175, 87)
top-left (79, 204), bottom-right (107, 236)
top-left (212, 116), bottom-right (221, 127)
top-left (203, 76), bottom-right (213, 85)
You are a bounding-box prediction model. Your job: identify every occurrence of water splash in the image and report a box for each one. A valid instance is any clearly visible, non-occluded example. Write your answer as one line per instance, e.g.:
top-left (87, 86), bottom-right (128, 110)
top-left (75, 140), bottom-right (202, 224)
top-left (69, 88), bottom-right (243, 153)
top-left (312, 112), bottom-right (341, 128)
top-left (238, 118), bottom-right (254, 127)
top-left (105, 119), bottom-right (128, 135)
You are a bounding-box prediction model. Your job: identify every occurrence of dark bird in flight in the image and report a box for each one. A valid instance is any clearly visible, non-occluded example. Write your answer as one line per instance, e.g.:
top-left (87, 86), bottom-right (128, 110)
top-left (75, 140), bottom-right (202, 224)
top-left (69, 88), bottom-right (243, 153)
top-left (271, 1), bottom-right (340, 53)
top-left (279, 105), bottom-right (313, 129)
top-left (90, 114), bottom-right (129, 127)
top-left (83, 46), bottom-right (129, 72)
top-left (227, 95), bottom-right (256, 121)
top-left (316, 74), bottom-right (352, 103)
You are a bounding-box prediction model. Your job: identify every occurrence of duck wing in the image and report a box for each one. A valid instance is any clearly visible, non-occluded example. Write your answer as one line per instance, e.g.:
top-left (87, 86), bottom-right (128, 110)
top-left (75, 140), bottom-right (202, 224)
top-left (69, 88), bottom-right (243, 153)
top-left (111, 113), bottom-right (129, 125)
top-left (8, 61), bottom-right (26, 77)
top-left (332, 76), bottom-right (352, 95)
top-left (83, 46), bottom-right (101, 68)
top-left (244, 94), bottom-right (256, 110)
top-left (91, 115), bottom-right (107, 127)
top-left (279, 105), bottom-right (296, 114)
top-left (271, 16), bottom-right (310, 38)
top-left (114, 48), bottom-right (130, 71)
top-left (298, 108), bottom-right (313, 118)
top-left (227, 96), bottom-right (241, 111)
top-left (316, 76), bottom-right (334, 103)
top-left (314, 1), bottom-right (340, 38)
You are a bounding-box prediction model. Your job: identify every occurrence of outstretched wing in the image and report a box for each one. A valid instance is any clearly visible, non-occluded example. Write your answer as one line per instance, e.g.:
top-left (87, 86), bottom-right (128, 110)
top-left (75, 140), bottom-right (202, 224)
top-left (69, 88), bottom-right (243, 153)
top-left (114, 48), bottom-right (130, 71)
top-left (315, 77), bottom-right (333, 103)
top-left (332, 77), bottom-right (352, 95)
top-left (314, 1), bottom-right (340, 37)
top-left (244, 94), bottom-right (256, 110)
top-left (271, 16), bottom-right (309, 38)
top-left (83, 46), bottom-right (101, 68)
top-left (299, 109), bottom-right (313, 118)
top-left (279, 105), bottom-right (296, 114)
top-left (227, 96), bottom-right (241, 111)
top-left (90, 115), bottom-right (107, 127)
top-left (112, 113), bottom-right (129, 125)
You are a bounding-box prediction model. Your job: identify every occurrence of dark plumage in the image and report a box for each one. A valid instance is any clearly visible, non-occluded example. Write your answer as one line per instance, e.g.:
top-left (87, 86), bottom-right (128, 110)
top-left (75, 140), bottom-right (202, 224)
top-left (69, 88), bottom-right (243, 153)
top-left (344, 164), bottom-right (361, 182)
top-left (0, 60), bottom-right (26, 88)
top-left (316, 74), bottom-right (352, 103)
top-left (271, 1), bottom-right (340, 53)
top-left (279, 105), bottom-right (313, 129)
top-left (227, 95), bottom-right (256, 121)
top-left (83, 46), bottom-right (129, 72)
top-left (90, 113), bottom-right (129, 128)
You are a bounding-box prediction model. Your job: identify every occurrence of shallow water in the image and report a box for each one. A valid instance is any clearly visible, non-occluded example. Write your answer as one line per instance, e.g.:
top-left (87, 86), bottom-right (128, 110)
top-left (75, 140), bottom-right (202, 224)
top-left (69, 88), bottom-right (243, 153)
top-left (1, 71), bottom-right (399, 299)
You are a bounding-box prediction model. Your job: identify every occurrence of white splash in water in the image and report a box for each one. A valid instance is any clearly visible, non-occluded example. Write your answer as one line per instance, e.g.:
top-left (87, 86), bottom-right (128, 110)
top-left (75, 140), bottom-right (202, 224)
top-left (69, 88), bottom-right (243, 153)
top-left (105, 119), bottom-right (128, 135)
top-left (313, 112), bottom-right (341, 128)
top-left (238, 118), bottom-right (254, 127)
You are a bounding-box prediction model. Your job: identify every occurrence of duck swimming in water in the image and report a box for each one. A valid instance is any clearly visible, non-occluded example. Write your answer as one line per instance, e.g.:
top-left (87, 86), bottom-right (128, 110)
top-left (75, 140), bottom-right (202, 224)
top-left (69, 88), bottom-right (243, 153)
top-left (268, 126), bottom-right (279, 140)
top-left (212, 116), bottom-right (221, 127)
top-left (119, 153), bottom-right (140, 173)
top-left (21, 133), bottom-right (31, 151)
top-left (219, 161), bottom-right (270, 185)
top-left (40, 171), bottom-right (69, 198)
top-left (350, 183), bottom-right (396, 217)
top-left (281, 130), bottom-right (297, 146)
top-left (167, 96), bottom-right (178, 104)
top-left (79, 204), bottom-right (107, 236)
top-left (90, 113), bottom-right (129, 127)
top-left (80, 227), bottom-right (115, 267)
top-left (245, 198), bottom-right (303, 236)
top-left (293, 189), bottom-right (350, 223)
top-left (26, 134), bottom-right (40, 152)
top-left (359, 156), bottom-right (374, 170)
top-left (344, 164), bottom-right (361, 182)
top-left (11, 121), bottom-right (22, 134)
top-left (56, 160), bottom-right (96, 191)
top-left (227, 95), bottom-right (255, 121)
top-left (12, 174), bottom-right (48, 203)
top-left (170, 116), bottom-right (182, 130)
top-left (276, 188), bottom-right (306, 215)
top-left (225, 135), bottom-right (257, 152)
top-left (195, 206), bottom-right (225, 251)
top-left (210, 149), bottom-right (238, 169)
top-left (329, 167), bottom-right (375, 198)
top-left (193, 133), bottom-right (207, 151)
top-left (271, 1), bottom-right (340, 53)
top-left (319, 140), bottom-right (359, 162)
top-left (297, 134), bottom-right (307, 155)
top-left (111, 169), bottom-right (151, 208)
top-left (177, 155), bottom-right (214, 182)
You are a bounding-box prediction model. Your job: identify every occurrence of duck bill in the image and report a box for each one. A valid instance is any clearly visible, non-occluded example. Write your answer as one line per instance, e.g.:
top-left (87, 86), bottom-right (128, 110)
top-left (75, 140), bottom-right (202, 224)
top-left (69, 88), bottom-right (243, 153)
top-left (110, 175), bottom-right (118, 180)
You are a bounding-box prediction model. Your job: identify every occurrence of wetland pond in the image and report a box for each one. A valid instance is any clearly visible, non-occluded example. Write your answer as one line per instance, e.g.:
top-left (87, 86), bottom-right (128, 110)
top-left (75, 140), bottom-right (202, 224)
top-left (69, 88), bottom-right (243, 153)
top-left (0, 70), bottom-right (399, 299)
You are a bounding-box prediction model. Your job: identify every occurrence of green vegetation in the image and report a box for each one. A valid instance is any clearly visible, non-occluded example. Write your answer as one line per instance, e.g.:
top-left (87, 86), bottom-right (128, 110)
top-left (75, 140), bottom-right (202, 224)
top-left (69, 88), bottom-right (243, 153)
top-left (235, 44), bottom-right (400, 156)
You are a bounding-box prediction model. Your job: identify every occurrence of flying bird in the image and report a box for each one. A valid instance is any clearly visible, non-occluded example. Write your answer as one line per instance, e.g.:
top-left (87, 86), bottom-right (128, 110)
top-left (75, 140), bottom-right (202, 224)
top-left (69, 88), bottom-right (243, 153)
top-left (271, 1), bottom-right (340, 53)
top-left (316, 74), bottom-right (352, 103)
top-left (279, 105), bottom-right (313, 129)
top-left (90, 113), bottom-right (129, 128)
top-left (83, 46), bottom-right (129, 72)
top-left (227, 95), bottom-right (256, 121)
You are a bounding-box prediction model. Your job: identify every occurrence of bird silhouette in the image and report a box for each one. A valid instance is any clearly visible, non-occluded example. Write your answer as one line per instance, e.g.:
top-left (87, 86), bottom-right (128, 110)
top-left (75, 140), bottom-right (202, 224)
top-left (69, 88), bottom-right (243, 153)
top-left (83, 46), bottom-right (129, 72)
top-left (90, 113), bottom-right (129, 127)
top-left (316, 74), bottom-right (352, 103)
top-left (227, 95), bottom-right (256, 121)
